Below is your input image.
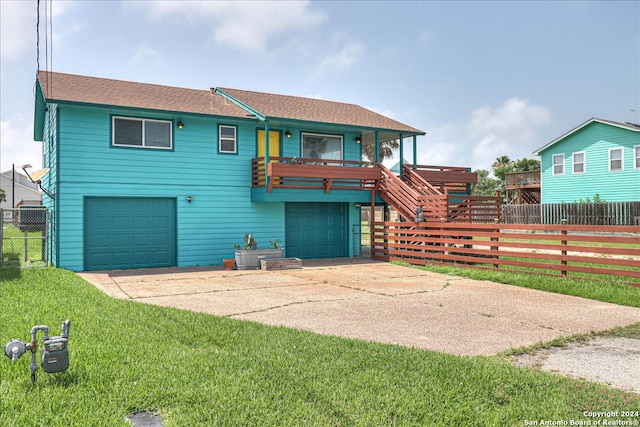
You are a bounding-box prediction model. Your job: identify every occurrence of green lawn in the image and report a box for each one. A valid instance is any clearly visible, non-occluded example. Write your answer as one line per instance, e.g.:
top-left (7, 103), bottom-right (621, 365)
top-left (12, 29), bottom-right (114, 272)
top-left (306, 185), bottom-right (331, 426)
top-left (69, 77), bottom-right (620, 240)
top-left (0, 267), bottom-right (638, 426)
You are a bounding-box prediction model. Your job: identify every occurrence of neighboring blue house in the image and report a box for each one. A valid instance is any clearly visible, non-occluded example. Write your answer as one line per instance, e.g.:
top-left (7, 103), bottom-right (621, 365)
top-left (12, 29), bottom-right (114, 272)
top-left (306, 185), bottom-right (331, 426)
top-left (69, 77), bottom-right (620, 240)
top-left (533, 118), bottom-right (640, 203)
top-left (33, 71), bottom-right (425, 271)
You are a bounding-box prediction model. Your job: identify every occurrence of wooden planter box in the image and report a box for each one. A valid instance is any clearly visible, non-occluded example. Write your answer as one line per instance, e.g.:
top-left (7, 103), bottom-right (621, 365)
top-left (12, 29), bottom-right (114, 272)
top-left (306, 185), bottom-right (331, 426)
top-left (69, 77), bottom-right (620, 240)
top-left (260, 257), bottom-right (302, 271)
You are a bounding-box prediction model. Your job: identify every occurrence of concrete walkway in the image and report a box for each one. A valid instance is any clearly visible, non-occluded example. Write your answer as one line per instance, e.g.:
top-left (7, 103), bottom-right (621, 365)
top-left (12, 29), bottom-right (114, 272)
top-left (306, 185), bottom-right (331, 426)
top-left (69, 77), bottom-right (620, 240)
top-left (78, 258), bottom-right (640, 356)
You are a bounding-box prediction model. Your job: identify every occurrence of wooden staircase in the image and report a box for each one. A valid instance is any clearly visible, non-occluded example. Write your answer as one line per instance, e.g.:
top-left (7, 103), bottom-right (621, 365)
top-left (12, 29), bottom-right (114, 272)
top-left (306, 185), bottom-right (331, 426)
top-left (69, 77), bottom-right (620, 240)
top-left (377, 164), bottom-right (501, 223)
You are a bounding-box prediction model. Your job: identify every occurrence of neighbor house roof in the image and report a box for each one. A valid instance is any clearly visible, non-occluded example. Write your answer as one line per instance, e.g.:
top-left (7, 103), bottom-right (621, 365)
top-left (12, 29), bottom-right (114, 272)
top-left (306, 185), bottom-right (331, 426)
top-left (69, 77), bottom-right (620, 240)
top-left (534, 117), bottom-right (640, 155)
top-left (37, 71), bottom-right (425, 135)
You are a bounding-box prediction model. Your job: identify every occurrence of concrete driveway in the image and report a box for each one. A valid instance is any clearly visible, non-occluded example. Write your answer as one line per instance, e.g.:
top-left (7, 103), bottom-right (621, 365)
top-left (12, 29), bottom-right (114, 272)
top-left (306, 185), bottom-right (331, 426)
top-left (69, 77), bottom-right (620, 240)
top-left (78, 258), bottom-right (640, 356)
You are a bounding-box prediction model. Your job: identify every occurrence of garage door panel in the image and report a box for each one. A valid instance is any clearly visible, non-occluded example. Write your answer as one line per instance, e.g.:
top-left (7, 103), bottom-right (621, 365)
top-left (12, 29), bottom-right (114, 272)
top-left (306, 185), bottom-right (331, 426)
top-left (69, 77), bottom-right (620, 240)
top-left (85, 197), bottom-right (176, 271)
top-left (285, 202), bottom-right (347, 259)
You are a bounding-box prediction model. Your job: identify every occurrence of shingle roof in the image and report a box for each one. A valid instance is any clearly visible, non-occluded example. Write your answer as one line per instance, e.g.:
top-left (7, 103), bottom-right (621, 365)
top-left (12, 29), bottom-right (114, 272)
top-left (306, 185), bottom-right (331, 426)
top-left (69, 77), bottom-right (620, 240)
top-left (217, 87), bottom-right (425, 134)
top-left (37, 71), bottom-right (425, 135)
top-left (533, 117), bottom-right (640, 155)
top-left (38, 71), bottom-right (248, 118)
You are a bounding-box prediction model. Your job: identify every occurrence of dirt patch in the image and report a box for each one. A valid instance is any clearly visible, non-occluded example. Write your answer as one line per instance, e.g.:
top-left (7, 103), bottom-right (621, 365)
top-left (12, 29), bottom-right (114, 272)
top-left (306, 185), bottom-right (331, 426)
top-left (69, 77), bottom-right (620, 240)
top-left (510, 336), bottom-right (640, 394)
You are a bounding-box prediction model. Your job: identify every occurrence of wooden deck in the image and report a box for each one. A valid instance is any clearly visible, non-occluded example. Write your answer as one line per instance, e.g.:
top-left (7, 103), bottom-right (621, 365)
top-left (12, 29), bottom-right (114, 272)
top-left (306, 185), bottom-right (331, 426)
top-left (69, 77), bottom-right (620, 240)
top-left (252, 157), bottom-right (501, 223)
top-left (505, 171), bottom-right (541, 204)
top-left (253, 157), bottom-right (380, 193)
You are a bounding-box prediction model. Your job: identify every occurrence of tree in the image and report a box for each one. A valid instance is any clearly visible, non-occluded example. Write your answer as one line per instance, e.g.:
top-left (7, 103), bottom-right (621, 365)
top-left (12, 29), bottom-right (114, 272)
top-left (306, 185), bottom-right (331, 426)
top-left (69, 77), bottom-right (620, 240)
top-left (491, 156), bottom-right (540, 181)
top-left (0, 187), bottom-right (5, 203)
top-left (361, 139), bottom-right (399, 162)
top-left (491, 155), bottom-right (513, 181)
top-left (472, 169), bottom-right (501, 197)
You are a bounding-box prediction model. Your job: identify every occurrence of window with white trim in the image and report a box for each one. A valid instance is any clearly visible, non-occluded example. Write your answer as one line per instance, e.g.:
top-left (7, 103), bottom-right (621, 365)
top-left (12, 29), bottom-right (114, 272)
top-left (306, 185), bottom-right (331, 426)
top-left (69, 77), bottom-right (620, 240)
top-left (634, 145), bottom-right (639, 169)
top-left (552, 154), bottom-right (564, 175)
top-left (301, 133), bottom-right (343, 160)
top-left (572, 152), bottom-right (585, 174)
top-left (609, 148), bottom-right (623, 171)
top-left (219, 125), bottom-right (237, 153)
top-left (113, 117), bottom-right (172, 149)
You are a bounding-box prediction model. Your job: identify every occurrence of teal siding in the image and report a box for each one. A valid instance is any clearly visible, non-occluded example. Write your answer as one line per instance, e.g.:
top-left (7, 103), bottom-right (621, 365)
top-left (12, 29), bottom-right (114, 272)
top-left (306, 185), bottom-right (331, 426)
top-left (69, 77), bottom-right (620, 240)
top-left (40, 105), bottom-right (58, 266)
top-left (539, 122), bottom-right (640, 203)
top-left (49, 104), bottom-right (370, 271)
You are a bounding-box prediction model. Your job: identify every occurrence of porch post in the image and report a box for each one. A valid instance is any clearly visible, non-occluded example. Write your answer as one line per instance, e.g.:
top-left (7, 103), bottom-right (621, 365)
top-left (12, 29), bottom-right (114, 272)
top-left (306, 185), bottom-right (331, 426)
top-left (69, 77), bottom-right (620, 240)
top-left (265, 120), bottom-right (270, 189)
top-left (412, 135), bottom-right (417, 169)
top-left (375, 131), bottom-right (380, 163)
top-left (398, 134), bottom-right (404, 179)
top-left (370, 186), bottom-right (376, 259)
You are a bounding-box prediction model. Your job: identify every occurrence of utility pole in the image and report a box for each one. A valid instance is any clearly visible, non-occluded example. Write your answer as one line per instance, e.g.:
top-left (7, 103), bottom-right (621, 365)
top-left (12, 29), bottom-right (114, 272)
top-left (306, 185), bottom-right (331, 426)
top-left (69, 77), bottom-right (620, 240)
top-left (12, 163), bottom-right (15, 208)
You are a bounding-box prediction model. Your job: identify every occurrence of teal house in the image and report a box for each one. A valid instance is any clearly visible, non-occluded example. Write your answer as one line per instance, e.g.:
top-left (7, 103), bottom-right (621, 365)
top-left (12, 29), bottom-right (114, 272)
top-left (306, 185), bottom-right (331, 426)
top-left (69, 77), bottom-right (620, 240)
top-left (33, 71), bottom-right (425, 271)
top-left (534, 118), bottom-right (640, 203)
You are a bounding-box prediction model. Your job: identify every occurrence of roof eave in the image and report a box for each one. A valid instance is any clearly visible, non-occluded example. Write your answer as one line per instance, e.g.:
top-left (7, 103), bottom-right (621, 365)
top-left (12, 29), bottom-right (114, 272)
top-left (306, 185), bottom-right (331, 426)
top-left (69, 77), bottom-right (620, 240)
top-left (533, 117), bottom-right (640, 155)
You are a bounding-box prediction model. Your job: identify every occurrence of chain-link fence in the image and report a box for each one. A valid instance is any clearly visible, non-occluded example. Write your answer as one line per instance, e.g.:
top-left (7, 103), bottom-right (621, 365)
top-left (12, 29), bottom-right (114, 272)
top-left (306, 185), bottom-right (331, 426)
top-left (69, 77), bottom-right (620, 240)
top-left (1, 207), bottom-right (50, 267)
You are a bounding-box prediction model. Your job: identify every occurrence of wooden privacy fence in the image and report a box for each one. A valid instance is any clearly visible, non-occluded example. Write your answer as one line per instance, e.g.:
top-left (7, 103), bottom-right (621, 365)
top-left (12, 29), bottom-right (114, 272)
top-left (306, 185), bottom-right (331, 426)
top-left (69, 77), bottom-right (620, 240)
top-left (371, 221), bottom-right (640, 287)
top-left (501, 202), bottom-right (640, 225)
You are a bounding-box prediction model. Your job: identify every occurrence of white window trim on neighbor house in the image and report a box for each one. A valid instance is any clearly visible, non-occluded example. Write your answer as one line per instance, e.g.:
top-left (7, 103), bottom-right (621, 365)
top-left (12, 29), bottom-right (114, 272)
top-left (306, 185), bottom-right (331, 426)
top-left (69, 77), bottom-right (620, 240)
top-left (112, 116), bottom-right (173, 149)
top-left (552, 153), bottom-right (564, 175)
top-left (572, 151), bottom-right (586, 174)
top-left (301, 132), bottom-right (344, 160)
top-left (634, 145), bottom-right (640, 170)
top-left (219, 125), bottom-right (237, 154)
top-left (609, 147), bottom-right (623, 172)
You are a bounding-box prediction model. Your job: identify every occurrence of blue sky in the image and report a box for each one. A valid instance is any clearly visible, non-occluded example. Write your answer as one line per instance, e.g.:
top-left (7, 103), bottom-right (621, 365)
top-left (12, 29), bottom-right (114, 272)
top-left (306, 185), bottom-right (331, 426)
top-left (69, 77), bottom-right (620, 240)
top-left (1, 0), bottom-right (638, 174)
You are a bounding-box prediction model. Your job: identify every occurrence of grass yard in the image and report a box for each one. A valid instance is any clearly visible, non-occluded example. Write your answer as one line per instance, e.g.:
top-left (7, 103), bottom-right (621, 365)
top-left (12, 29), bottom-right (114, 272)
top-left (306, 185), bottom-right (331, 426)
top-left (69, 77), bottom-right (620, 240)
top-left (0, 267), bottom-right (638, 426)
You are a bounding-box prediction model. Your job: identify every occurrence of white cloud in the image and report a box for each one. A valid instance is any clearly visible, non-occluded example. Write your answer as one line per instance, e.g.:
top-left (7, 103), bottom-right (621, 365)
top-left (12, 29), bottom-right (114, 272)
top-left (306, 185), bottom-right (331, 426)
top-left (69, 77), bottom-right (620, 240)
top-left (317, 37), bottom-right (364, 74)
top-left (1, 115), bottom-right (43, 173)
top-left (0, 1), bottom-right (35, 61)
top-left (132, 43), bottom-right (162, 64)
top-left (0, 0), bottom-right (74, 63)
top-left (141, 1), bottom-right (325, 53)
top-left (469, 98), bottom-right (550, 169)
top-left (415, 98), bottom-right (551, 171)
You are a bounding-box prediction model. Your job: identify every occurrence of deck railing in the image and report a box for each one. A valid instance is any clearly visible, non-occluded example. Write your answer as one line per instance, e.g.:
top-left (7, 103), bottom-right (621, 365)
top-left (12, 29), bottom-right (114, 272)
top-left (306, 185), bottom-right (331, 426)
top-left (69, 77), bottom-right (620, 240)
top-left (252, 157), bottom-right (380, 193)
top-left (252, 158), bottom-right (500, 222)
top-left (505, 171), bottom-right (541, 189)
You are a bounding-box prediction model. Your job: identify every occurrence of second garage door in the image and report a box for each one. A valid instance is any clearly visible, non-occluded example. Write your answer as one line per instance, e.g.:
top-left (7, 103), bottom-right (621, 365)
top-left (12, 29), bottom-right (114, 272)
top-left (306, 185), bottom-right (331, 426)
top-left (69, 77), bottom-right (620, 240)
top-left (285, 202), bottom-right (348, 259)
top-left (84, 197), bottom-right (176, 271)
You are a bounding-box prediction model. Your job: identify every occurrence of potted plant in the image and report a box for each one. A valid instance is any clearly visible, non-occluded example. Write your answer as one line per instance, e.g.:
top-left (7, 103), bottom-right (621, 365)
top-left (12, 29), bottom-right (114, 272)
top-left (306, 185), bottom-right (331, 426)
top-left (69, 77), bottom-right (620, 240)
top-left (233, 233), bottom-right (284, 270)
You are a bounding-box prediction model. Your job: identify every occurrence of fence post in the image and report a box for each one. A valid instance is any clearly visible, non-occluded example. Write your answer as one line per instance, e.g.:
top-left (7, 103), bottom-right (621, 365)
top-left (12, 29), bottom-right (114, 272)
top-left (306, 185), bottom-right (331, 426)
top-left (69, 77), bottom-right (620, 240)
top-left (492, 218), bottom-right (499, 269)
top-left (561, 218), bottom-right (568, 277)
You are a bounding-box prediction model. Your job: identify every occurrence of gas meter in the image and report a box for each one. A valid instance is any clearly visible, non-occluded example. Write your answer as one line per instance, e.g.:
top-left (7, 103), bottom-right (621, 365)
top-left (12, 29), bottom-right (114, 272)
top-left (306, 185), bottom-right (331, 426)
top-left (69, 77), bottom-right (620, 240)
top-left (42, 319), bottom-right (70, 374)
top-left (3, 319), bottom-right (71, 382)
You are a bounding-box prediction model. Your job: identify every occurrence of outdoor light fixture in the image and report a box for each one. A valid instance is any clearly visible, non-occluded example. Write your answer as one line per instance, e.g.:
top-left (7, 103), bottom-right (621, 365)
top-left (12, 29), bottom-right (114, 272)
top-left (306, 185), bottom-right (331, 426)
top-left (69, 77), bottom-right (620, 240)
top-left (355, 136), bottom-right (362, 144)
top-left (186, 196), bottom-right (194, 203)
top-left (177, 120), bottom-right (184, 130)
top-left (285, 130), bottom-right (292, 138)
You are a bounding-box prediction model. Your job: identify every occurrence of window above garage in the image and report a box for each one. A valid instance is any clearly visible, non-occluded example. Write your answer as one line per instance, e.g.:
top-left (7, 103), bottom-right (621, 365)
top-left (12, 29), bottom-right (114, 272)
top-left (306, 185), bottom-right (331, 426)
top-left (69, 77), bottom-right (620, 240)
top-left (112, 116), bottom-right (172, 149)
